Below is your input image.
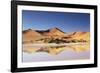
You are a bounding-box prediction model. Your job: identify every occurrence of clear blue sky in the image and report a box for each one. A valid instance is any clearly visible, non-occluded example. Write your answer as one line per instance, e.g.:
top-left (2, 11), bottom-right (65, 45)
top-left (22, 10), bottom-right (90, 32)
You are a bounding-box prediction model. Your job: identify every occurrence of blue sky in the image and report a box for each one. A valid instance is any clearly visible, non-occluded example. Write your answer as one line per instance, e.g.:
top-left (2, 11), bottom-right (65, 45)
top-left (22, 10), bottom-right (90, 32)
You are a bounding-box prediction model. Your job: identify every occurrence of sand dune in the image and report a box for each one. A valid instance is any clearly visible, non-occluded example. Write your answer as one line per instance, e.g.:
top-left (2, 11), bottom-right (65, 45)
top-left (23, 28), bottom-right (90, 43)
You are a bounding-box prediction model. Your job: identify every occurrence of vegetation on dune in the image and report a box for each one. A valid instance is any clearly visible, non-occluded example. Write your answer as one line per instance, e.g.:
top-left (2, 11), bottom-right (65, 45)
top-left (35, 38), bottom-right (88, 44)
top-left (23, 37), bottom-right (88, 44)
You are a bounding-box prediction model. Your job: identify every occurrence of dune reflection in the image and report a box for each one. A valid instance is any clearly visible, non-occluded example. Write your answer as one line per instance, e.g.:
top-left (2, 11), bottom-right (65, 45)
top-left (23, 43), bottom-right (90, 55)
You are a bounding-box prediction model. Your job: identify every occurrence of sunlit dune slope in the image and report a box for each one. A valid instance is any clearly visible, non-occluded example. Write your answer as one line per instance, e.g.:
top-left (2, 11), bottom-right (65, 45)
top-left (71, 32), bottom-right (90, 41)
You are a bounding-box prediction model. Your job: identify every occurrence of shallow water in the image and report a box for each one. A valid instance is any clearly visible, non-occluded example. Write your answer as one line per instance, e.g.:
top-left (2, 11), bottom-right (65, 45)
top-left (22, 49), bottom-right (90, 62)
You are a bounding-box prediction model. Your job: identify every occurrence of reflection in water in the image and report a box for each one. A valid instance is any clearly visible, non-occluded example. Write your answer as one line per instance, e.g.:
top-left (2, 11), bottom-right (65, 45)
top-left (23, 43), bottom-right (90, 55)
top-left (22, 43), bottom-right (90, 62)
top-left (23, 50), bottom-right (90, 62)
